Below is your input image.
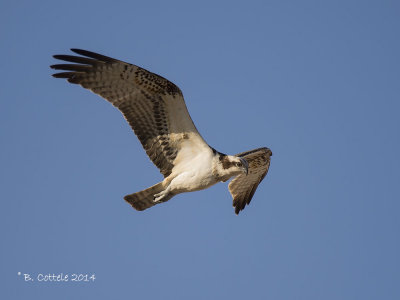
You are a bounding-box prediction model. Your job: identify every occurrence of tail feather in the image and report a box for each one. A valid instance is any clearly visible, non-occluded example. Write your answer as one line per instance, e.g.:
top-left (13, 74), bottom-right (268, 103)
top-left (124, 182), bottom-right (165, 211)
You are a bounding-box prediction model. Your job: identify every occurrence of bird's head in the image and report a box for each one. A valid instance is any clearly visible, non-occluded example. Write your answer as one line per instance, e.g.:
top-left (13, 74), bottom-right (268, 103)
top-left (216, 155), bottom-right (249, 181)
top-left (236, 157), bottom-right (249, 175)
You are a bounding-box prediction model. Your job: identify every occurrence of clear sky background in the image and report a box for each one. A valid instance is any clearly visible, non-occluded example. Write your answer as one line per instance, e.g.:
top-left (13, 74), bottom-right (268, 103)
top-left (1, 0), bottom-right (399, 299)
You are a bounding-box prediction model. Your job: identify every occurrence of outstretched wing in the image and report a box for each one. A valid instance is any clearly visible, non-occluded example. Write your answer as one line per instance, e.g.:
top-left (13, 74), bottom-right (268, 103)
top-left (51, 49), bottom-right (208, 177)
top-left (228, 147), bottom-right (272, 214)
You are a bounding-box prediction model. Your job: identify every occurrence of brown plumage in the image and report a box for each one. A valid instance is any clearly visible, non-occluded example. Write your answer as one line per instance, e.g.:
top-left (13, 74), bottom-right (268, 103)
top-left (52, 49), bottom-right (197, 177)
top-left (229, 148), bottom-right (272, 214)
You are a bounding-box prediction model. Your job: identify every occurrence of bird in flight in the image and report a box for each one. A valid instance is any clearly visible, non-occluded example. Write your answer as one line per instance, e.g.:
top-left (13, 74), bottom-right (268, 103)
top-left (51, 49), bottom-right (272, 214)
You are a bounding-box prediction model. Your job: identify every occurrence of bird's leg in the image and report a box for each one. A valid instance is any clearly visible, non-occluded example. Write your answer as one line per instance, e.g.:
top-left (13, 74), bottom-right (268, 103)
top-left (153, 186), bottom-right (171, 203)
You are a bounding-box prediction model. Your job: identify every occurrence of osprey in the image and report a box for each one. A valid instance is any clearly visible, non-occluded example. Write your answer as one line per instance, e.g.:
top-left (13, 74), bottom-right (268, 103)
top-left (51, 49), bottom-right (272, 214)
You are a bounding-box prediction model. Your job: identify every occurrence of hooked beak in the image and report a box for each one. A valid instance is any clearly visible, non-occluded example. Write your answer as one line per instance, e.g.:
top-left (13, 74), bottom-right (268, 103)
top-left (240, 158), bottom-right (249, 175)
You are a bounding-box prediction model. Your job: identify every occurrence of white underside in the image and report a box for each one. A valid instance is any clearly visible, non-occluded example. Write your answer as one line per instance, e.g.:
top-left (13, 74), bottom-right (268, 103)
top-left (152, 133), bottom-right (243, 203)
top-left (164, 135), bottom-right (218, 195)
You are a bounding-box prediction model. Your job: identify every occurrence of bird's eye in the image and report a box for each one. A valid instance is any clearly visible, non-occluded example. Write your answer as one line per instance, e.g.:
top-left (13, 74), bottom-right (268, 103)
top-left (236, 162), bottom-right (241, 167)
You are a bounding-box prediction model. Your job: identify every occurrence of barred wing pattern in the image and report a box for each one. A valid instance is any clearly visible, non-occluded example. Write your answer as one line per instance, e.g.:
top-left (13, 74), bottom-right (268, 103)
top-left (229, 147), bottom-right (272, 214)
top-left (51, 49), bottom-right (206, 177)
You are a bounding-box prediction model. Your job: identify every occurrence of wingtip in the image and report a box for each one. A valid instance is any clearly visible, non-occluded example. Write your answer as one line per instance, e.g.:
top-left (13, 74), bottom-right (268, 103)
top-left (52, 72), bottom-right (72, 79)
top-left (70, 48), bottom-right (84, 54)
top-left (70, 48), bottom-right (94, 58)
top-left (233, 205), bottom-right (241, 215)
top-left (52, 72), bottom-right (67, 78)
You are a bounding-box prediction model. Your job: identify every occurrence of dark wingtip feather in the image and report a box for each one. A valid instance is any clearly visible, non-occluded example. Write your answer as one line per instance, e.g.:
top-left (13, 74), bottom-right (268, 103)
top-left (52, 72), bottom-right (74, 78)
top-left (52, 72), bottom-right (80, 84)
top-left (70, 48), bottom-right (117, 63)
top-left (52, 54), bottom-right (98, 65)
top-left (53, 54), bottom-right (69, 60)
top-left (50, 64), bottom-right (91, 72)
top-left (233, 199), bottom-right (244, 215)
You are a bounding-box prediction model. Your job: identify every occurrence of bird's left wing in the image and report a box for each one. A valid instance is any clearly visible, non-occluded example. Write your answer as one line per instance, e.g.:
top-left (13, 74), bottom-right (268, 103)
top-left (228, 147), bottom-right (272, 214)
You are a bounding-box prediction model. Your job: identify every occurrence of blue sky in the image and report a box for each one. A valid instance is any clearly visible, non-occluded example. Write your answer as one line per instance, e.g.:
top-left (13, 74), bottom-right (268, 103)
top-left (1, 0), bottom-right (399, 299)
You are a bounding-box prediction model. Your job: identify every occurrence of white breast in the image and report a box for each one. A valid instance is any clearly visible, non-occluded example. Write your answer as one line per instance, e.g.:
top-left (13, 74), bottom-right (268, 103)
top-left (168, 143), bottom-right (218, 193)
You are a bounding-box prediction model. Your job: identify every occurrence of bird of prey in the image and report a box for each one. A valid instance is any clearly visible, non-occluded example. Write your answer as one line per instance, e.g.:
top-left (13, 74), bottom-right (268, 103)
top-left (51, 49), bottom-right (272, 214)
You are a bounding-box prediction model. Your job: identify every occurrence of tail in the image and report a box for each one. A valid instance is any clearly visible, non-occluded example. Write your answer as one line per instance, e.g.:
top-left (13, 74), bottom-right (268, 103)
top-left (124, 182), bottom-right (165, 211)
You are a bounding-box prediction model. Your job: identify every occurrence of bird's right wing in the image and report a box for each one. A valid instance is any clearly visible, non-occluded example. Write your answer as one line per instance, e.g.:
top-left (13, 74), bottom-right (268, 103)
top-left (228, 147), bottom-right (272, 214)
top-left (51, 49), bottom-right (208, 177)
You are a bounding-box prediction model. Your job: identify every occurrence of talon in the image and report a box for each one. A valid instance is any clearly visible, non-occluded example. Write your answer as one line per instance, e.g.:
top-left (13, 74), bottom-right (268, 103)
top-left (153, 191), bottom-right (165, 203)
